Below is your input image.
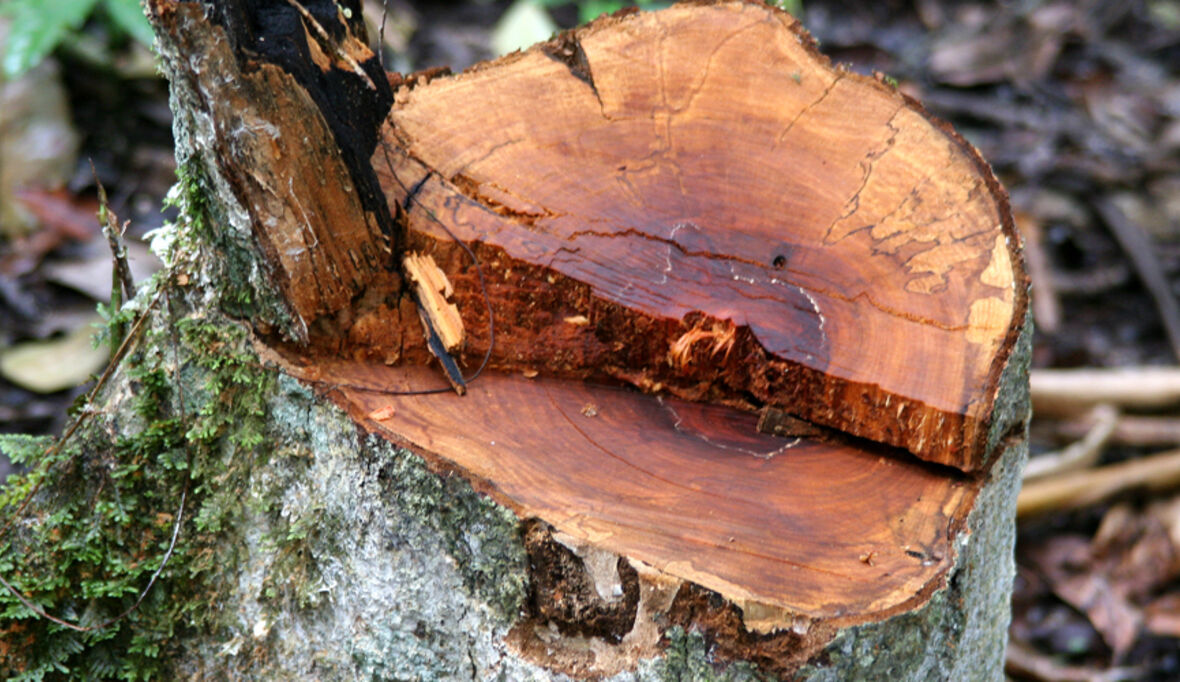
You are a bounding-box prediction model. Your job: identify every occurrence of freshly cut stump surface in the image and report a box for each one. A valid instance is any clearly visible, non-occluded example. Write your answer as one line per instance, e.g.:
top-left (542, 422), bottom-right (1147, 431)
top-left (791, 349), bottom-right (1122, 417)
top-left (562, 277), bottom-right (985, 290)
top-left (370, 1), bottom-right (1025, 472)
top-left (149, 0), bottom-right (1029, 676)
top-left (281, 357), bottom-right (974, 626)
top-left (307, 0), bottom-right (1026, 651)
top-left (324, 0), bottom-right (1026, 651)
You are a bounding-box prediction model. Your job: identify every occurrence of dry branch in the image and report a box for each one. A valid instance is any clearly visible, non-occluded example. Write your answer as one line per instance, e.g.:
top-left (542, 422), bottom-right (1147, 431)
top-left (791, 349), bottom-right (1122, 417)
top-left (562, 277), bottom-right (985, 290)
top-left (1024, 403), bottom-right (1119, 481)
top-left (1018, 448), bottom-right (1180, 517)
top-left (1032, 367), bottom-right (1180, 415)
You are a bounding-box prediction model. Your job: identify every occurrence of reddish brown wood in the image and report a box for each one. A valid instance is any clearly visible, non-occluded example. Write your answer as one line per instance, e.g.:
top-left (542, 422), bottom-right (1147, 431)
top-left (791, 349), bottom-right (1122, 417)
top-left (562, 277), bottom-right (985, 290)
top-left (149, 0), bottom-right (1027, 673)
top-left (362, 1), bottom-right (1026, 472)
top-left (270, 351), bottom-right (973, 628)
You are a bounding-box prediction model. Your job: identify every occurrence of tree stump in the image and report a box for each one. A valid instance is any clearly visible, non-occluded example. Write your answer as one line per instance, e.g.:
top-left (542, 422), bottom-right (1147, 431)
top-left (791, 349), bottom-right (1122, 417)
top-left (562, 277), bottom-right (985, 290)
top-left (143, 0), bottom-right (1030, 678)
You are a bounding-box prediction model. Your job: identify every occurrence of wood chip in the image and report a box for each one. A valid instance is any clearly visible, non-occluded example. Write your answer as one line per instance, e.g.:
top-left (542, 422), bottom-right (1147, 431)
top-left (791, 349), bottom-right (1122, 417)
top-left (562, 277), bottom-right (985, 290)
top-left (402, 251), bottom-right (464, 352)
top-left (368, 405), bottom-right (397, 421)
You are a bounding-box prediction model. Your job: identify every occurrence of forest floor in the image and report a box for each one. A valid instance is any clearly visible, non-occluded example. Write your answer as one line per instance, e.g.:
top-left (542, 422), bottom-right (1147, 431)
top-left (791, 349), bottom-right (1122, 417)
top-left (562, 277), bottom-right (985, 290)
top-left (1, 1), bottom-right (1179, 679)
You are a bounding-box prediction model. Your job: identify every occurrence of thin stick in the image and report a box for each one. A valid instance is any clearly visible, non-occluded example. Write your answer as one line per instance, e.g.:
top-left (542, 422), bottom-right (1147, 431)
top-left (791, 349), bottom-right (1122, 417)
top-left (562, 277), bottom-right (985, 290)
top-left (1024, 403), bottom-right (1118, 481)
top-left (0, 283), bottom-right (199, 632)
top-left (1096, 195), bottom-right (1180, 362)
top-left (0, 485), bottom-right (187, 632)
top-left (0, 287), bottom-right (164, 544)
top-left (1057, 413), bottom-right (1180, 448)
top-left (1015, 212), bottom-right (1061, 334)
top-left (378, 0), bottom-right (389, 70)
top-left (1006, 638), bottom-right (1141, 681)
top-left (1017, 447), bottom-right (1180, 517)
top-left (1031, 367), bottom-right (1180, 415)
top-left (1051, 263), bottom-right (1129, 295)
top-left (94, 164), bottom-right (136, 303)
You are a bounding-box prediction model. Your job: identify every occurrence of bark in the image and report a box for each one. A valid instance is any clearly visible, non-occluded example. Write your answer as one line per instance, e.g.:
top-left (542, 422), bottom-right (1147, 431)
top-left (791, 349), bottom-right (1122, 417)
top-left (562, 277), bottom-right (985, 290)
top-left (0, 1), bottom-right (1029, 680)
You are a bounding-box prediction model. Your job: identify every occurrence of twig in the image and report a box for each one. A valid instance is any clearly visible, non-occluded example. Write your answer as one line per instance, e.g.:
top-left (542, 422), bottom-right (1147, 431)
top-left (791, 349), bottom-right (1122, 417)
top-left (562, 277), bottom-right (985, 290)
top-left (94, 163), bottom-right (136, 303)
top-left (1016, 211), bottom-right (1061, 334)
top-left (0, 283), bottom-right (193, 633)
top-left (1017, 447), bottom-right (1180, 517)
top-left (1031, 367), bottom-right (1180, 415)
top-left (0, 287), bottom-right (165, 543)
top-left (1051, 263), bottom-right (1130, 295)
top-left (1095, 195), bottom-right (1180, 362)
top-left (1058, 413), bottom-right (1180, 448)
top-left (1024, 403), bottom-right (1119, 481)
top-left (378, 0), bottom-right (389, 70)
top-left (1006, 638), bottom-right (1142, 682)
top-left (0, 485), bottom-right (188, 632)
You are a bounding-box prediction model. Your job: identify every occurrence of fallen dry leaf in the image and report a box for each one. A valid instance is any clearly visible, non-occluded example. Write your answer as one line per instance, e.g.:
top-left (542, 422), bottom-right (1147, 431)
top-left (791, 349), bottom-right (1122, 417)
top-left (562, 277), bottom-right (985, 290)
top-left (0, 316), bottom-right (109, 393)
top-left (1143, 593), bottom-right (1180, 638)
top-left (1028, 501), bottom-right (1180, 663)
top-left (1049, 571), bottom-right (1141, 661)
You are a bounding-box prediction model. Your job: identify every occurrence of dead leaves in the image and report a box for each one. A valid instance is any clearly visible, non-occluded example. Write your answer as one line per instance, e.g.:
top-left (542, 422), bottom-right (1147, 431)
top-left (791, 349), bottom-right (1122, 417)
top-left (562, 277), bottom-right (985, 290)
top-left (1018, 499), bottom-right (1180, 667)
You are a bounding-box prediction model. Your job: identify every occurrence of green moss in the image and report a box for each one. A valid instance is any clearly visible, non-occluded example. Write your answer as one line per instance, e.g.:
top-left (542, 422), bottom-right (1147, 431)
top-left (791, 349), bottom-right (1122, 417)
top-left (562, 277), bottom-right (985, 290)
top-left (172, 162), bottom-right (212, 245)
top-left (0, 278), bottom-right (278, 680)
top-left (170, 163), bottom-right (255, 317)
top-left (165, 161), bottom-right (295, 332)
top-left (0, 156), bottom-right (531, 678)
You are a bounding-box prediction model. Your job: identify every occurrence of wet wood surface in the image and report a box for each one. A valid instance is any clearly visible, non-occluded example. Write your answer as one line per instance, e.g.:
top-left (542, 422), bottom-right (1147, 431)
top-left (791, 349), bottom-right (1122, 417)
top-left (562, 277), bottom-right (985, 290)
top-left (275, 354), bottom-right (972, 624)
top-left (369, 1), bottom-right (1027, 471)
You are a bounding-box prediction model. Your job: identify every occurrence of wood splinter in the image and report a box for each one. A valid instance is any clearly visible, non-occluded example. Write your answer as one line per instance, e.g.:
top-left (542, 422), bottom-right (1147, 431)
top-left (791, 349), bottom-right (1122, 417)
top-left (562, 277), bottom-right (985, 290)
top-left (402, 251), bottom-right (467, 394)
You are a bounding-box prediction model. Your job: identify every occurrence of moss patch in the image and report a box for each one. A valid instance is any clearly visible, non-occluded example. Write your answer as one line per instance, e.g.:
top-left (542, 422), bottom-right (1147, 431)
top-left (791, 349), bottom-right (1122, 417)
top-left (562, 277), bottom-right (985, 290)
top-left (0, 180), bottom-right (281, 679)
top-left (0, 324), bottom-right (272, 680)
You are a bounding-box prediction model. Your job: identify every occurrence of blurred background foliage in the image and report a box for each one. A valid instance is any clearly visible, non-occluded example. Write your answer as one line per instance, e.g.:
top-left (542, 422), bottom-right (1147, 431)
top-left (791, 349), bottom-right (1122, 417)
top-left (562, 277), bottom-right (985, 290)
top-left (1, 0), bottom-right (153, 79)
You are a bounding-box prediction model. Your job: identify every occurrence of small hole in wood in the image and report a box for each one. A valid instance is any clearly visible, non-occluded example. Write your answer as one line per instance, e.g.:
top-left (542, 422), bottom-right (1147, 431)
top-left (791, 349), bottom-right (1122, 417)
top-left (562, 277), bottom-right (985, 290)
top-left (772, 255), bottom-right (787, 269)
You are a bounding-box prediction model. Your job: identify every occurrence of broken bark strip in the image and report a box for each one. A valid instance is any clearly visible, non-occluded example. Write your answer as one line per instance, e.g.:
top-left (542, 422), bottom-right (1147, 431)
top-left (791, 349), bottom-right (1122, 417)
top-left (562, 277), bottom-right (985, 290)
top-left (371, 2), bottom-right (1027, 472)
top-left (151, 0), bottom-right (399, 336)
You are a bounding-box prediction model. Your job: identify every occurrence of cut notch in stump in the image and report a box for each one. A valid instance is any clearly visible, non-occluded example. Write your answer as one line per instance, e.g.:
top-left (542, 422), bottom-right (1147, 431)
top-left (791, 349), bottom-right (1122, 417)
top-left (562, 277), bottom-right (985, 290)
top-left (148, 0), bottom-right (1030, 678)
